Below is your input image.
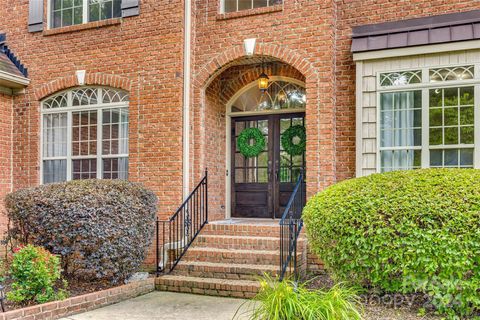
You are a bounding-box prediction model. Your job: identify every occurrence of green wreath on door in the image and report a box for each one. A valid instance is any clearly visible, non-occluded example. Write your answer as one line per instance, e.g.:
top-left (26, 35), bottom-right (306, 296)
top-left (281, 125), bottom-right (306, 156)
top-left (237, 127), bottom-right (266, 158)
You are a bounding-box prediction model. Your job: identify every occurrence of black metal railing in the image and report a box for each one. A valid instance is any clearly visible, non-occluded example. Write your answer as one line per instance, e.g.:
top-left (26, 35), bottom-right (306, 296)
top-left (279, 172), bottom-right (305, 281)
top-left (156, 170), bottom-right (208, 275)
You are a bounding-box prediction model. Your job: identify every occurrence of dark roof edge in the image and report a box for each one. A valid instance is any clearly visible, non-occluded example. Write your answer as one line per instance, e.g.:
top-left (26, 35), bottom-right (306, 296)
top-left (352, 10), bottom-right (480, 38)
top-left (0, 34), bottom-right (28, 78)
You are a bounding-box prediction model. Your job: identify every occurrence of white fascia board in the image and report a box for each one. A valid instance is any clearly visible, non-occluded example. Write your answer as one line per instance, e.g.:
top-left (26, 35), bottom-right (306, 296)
top-left (353, 40), bottom-right (480, 62)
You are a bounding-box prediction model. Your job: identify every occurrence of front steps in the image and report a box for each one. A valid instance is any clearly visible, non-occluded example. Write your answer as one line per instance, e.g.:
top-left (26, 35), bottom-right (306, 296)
top-left (155, 220), bottom-right (307, 298)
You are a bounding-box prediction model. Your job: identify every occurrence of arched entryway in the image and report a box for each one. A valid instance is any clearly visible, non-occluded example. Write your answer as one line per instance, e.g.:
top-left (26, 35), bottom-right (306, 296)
top-left (226, 77), bottom-right (306, 219)
top-left (191, 56), bottom-right (308, 221)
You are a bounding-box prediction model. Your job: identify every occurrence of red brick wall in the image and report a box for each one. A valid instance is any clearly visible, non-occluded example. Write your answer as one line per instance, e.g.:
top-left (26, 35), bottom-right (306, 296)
top-left (0, 0), bottom-right (185, 218)
top-left (201, 62), bottom-right (305, 220)
top-left (0, 93), bottom-right (12, 244)
top-left (1, 0), bottom-right (480, 266)
top-left (192, 0), bottom-right (338, 200)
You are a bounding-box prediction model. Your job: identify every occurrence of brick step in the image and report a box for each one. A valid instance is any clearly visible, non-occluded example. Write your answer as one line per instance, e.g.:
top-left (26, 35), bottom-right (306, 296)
top-left (155, 275), bottom-right (260, 298)
top-left (182, 247), bottom-right (287, 265)
top-left (203, 223), bottom-right (281, 237)
top-left (193, 235), bottom-right (305, 250)
top-left (173, 261), bottom-right (280, 280)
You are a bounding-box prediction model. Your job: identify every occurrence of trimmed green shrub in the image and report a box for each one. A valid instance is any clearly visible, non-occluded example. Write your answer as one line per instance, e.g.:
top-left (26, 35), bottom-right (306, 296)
top-left (5, 179), bottom-right (157, 283)
top-left (7, 245), bottom-right (68, 304)
top-left (235, 274), bottom-right (361, 320)
top-left (303, 169), bottom-right (480, 317)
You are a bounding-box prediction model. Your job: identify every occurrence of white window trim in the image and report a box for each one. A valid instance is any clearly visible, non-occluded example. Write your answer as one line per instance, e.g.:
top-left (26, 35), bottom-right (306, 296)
top-left (47, 0), bottom-right (120, 30)
top-left (220, 0), bottom-right (280, 14)
top-left (40, 87), bottom-right (129, 184)
top-left (376, 63), bottom-right (480, 173)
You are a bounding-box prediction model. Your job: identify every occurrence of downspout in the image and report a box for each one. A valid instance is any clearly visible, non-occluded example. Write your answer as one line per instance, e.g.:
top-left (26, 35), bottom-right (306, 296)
top-left (182, 0), bottom-right (192, 199)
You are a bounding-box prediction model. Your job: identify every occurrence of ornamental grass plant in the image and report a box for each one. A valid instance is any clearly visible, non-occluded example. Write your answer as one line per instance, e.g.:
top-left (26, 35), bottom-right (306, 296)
top-left (234, 274), bottom-right (362, 320)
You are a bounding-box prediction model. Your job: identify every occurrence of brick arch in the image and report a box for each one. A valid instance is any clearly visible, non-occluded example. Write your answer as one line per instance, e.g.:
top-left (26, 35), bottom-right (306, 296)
top-left (193, 43), bottom-right (317, 90)
top-left (217, 62), bottom-right (305, 105)
top-left (35, 72), bottom-right (132, 100)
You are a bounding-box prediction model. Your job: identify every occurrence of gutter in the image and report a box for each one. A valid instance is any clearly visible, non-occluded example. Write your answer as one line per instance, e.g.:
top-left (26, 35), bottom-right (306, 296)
top-left (0, 70), bottom-right (30, 87)
top-left (182, 0), bottom-right (192, 198)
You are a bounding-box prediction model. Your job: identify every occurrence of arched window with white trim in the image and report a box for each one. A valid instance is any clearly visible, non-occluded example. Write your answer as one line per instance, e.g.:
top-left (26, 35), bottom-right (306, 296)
top-left (41, 86), bottom-right (129, 183)
top-left (230, 79), bottom-right (306, 114)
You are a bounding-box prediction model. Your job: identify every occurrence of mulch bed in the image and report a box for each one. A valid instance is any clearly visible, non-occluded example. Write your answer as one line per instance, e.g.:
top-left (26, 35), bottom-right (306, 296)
top-left (305, 272), bottom-right (440, 320)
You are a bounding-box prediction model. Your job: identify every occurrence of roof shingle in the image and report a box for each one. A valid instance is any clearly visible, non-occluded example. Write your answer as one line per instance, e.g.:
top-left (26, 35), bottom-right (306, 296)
top-left (352, 10), bottom-right (480, 53)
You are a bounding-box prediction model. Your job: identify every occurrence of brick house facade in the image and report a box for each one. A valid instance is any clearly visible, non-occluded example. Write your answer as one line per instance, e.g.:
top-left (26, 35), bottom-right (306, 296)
top-left (1, 0), bottom-right (480, 267)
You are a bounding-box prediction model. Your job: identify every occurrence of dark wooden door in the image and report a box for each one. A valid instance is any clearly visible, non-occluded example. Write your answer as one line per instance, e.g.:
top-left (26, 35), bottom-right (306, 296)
top-left (232, 113), bottom-right (305, 219)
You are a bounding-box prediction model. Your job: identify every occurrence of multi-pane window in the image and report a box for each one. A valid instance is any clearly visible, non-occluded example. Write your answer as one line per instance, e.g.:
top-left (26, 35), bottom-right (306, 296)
top-left (223, 0), bottom-right (282, 13)
top-left (51, 0), bottom-right (122, 28)
top-left (429, 87), bottom-right (474, 168)
top-left (88, 0), bottom-right (122, 22)
top-left (378, 66), bottom-right (477, 172)
top-left (379, 91), bottom-right (422, 172)
top-left (52, 0), bottom-right (83, 28)
top-left (42, 87), bottom-right (129, 183)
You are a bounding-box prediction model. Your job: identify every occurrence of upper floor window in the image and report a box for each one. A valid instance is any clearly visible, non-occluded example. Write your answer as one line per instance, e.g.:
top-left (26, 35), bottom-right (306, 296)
top-left (222, 0), bottom-right (282, 13)
top-left (51, 0), bottom-right (122, 28)
top-left (41, 87), bottom-right (129, 183)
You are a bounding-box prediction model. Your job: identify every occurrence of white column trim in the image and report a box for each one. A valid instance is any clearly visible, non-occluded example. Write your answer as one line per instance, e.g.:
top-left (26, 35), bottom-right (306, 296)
top-left (182, 0), bottom-right (192, 199)
top-left (355, 61), bottom-right (363, 177)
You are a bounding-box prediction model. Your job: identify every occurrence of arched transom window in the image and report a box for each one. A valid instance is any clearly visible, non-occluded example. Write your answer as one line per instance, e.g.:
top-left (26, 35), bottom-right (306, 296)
top-left (41, 87), bottom-right (129, 184)
top-left (231, 80), bottom-right (306, 113)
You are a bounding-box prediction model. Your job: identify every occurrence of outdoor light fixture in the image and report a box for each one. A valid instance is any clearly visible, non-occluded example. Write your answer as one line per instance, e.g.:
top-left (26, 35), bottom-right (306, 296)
top-left (258, 61), bottom-right (269, 93)
top-left (0, 285), bottom-right (5, 312)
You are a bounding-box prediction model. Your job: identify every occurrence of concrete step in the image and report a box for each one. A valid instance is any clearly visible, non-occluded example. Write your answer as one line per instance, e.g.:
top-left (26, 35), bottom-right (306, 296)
top-left (155, 275), bottom-right (260, 298)
top-left (173, 261), bottom-right (280, 280)
top-left (182, 247), bottom-right (285, 265)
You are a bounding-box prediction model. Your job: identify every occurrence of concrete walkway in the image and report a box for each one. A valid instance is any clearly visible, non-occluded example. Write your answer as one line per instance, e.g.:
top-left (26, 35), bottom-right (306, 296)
top-left (60, 292), bottom-right (252, 320)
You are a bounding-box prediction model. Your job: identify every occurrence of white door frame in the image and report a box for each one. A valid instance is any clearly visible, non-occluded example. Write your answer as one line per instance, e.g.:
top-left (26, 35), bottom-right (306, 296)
top-left (224, 76), bottom-right (306, 219)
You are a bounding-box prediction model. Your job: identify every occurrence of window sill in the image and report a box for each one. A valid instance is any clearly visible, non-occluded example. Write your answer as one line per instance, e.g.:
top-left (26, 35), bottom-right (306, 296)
top-left (43, 18), bottom-right (122, 36)
top-left (216, 5), bottom-right (283, 21)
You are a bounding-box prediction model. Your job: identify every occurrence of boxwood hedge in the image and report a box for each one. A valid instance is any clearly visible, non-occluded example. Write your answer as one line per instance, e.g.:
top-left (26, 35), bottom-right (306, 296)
top-left (5, 179), bottom-right (157, 283)
top-left (303, 169), bottom-right (480, 317)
